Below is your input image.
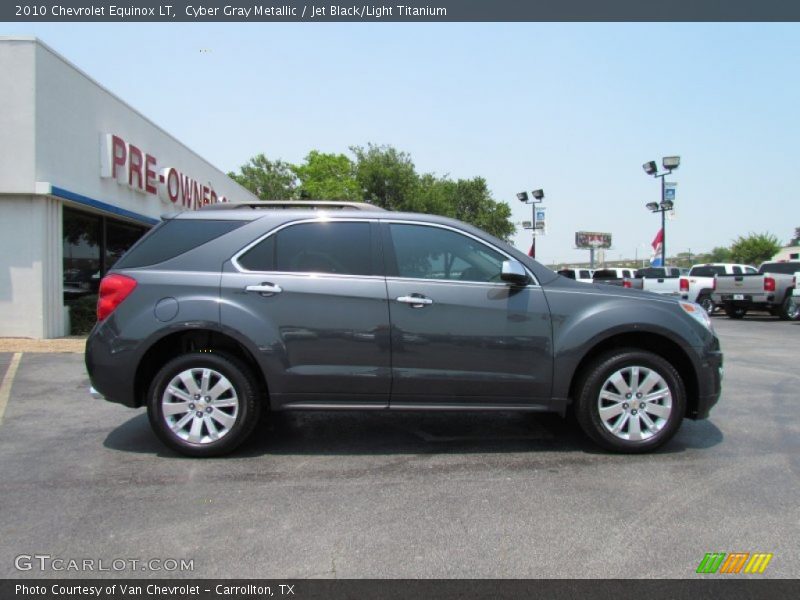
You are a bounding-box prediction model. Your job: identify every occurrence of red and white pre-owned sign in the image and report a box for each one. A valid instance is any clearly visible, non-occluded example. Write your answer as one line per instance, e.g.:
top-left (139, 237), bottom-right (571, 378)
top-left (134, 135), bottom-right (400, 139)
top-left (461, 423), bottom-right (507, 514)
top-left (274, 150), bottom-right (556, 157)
top-left (100, 133), bottom-right (228, 209)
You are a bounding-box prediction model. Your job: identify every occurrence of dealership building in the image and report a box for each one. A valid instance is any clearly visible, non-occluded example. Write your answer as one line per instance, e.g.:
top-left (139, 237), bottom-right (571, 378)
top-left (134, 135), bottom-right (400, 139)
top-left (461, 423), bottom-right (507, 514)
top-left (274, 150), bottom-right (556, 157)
top-left (0, 37), bottom-right (258, 338)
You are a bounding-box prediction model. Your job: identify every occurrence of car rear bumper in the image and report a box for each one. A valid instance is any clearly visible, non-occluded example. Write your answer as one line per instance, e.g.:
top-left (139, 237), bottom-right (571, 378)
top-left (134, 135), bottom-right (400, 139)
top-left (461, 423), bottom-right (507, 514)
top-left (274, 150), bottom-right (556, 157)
top-left (85, 324), bottom-right (139, 408)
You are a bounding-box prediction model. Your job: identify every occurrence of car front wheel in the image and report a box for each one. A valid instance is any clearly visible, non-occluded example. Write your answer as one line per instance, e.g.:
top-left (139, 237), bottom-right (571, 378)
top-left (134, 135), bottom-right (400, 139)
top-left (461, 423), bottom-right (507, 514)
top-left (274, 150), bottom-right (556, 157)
top-left (147, 352), bottom-right (261, 457)
top-left (575, 349), bottom-right (686, 453)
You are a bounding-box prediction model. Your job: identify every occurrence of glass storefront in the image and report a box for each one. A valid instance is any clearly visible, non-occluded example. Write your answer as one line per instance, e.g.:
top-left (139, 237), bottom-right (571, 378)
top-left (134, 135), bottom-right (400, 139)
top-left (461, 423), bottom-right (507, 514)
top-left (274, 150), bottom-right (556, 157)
top-left (62, 206), bottom-right (148, 332)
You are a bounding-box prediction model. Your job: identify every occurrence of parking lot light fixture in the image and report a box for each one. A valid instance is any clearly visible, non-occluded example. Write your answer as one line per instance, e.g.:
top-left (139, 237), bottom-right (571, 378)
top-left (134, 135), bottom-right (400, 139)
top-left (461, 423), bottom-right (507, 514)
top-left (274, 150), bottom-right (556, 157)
top-left (642, 155), bottom-right (681, 267)
top-left (518, 187), bottom-right (546, 258)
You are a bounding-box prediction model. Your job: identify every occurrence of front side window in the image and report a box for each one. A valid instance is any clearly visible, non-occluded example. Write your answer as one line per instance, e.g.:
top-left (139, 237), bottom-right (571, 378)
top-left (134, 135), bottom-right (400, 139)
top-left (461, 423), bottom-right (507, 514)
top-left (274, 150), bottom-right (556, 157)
top-left (388, 224), bottom-right (505, 283)
top-left (238, 221), bottom-right (373, 276)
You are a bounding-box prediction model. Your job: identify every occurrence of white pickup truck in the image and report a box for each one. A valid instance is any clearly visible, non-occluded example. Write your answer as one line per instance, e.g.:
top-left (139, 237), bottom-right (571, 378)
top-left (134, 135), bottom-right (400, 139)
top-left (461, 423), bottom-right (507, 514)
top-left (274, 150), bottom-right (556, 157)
top-left (557, 267), bottom-right (594, 283)
top-left (679, 263), bottom-right (757, 314)
top-left (712, 260), bottom-right (800, 319)
top-left (592, 266), bottom-right (683, 297)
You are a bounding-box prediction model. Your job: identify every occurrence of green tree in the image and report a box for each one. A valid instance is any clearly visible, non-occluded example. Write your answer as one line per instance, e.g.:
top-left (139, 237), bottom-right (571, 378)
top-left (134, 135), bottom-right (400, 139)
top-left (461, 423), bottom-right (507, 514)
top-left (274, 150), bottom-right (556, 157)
top-left (707, 246), bottom-right (732, 262)
top-left (293, 151), bottom-right (361, 200)
top-left (729, 232), bottom-right (781, 265)
top-left (416, 175), bottom-right (515, 240)
top-left (789, 226), bottom-right (800, 246)
top-left (351, 144), bottom-right (419, 211)
top-left (228, 154), bottom-right (297, 200)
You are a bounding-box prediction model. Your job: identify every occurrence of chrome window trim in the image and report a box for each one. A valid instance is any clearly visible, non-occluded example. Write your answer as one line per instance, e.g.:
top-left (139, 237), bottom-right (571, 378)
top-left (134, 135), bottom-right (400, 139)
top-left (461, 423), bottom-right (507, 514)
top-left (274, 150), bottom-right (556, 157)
top-left (382, 219), bottom-right (540, 287)
top-left (230, 217), bottom-right (380, 277)
top-left (230, 216), bottom-right (540, 287)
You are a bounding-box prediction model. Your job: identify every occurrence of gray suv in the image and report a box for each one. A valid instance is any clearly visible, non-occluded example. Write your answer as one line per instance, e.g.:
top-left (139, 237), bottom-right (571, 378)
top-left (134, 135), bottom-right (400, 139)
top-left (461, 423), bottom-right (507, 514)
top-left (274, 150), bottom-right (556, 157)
top-left (86, 202), bottom-right (723, 456)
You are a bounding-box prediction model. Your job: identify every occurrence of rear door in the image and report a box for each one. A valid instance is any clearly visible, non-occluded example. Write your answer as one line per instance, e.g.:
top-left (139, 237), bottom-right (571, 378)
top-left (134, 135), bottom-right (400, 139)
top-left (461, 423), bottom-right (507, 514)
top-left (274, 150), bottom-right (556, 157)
top-left (220, 218), bottom-right (391, 408)
top-left (382, 221), bottom-right (553, 406)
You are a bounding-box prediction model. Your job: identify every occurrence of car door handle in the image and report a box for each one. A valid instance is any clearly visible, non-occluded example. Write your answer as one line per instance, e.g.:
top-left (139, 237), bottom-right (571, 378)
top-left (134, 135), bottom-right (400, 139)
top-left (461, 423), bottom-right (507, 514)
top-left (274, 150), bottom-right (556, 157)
top-left (396, 295), bottom-right (433, 307)
top-left (245, 282), bottom-right (283, 295)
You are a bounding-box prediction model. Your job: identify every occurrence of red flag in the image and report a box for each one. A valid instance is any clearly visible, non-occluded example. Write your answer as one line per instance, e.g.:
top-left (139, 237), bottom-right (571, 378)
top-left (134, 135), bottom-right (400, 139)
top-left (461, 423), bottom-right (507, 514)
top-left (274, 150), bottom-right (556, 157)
top-left (651, 228), bottom-right (664, 250)
top-left (528, 243), bottom-right (535, 258)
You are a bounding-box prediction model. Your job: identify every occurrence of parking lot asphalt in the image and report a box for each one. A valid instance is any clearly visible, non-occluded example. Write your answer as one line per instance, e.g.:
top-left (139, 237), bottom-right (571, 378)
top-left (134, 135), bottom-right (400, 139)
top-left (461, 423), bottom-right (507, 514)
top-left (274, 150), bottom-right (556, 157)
top-left (0, 315), bottom-right (798, 579)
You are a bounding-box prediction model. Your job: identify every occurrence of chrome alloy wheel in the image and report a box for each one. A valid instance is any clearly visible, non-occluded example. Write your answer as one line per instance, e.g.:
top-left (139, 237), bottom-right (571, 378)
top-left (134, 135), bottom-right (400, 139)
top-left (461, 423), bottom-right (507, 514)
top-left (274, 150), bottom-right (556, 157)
top-left (597, 366), bottom-right (672, 442)
top-left (161, 368), bottom-right (239, 444)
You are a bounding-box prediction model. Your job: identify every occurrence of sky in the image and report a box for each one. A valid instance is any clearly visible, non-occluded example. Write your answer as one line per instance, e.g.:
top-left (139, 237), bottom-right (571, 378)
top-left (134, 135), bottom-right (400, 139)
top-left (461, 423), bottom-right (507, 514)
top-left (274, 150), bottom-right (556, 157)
top-left (6, 22), bottom-right (800, 264)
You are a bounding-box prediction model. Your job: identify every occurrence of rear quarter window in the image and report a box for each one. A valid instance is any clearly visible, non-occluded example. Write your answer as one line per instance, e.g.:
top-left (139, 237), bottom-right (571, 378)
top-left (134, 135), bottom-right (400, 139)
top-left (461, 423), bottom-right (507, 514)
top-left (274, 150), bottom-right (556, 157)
top-left (114, 219), bottom-right (245, 269)
top-left (759, 262), bottom-right (800, 275)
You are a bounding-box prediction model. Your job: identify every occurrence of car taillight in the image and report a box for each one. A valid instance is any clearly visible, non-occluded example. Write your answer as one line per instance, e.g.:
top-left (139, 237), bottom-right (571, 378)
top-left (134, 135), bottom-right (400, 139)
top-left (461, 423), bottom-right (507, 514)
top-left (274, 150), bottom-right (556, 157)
top-left (764, 277), bottom-right (776, 292)
top-left (623, 279), bottom-right (632, 288)
top-left (679, 278), bottom-right (689, 292)
top-left (97, 274), bottom-right (137, 321)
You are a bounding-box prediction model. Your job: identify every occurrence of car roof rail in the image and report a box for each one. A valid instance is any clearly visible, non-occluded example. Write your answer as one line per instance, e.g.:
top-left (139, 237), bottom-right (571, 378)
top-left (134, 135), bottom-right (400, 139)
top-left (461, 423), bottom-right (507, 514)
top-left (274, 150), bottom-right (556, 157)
top-left (200, 200), bottom-right (385, 211)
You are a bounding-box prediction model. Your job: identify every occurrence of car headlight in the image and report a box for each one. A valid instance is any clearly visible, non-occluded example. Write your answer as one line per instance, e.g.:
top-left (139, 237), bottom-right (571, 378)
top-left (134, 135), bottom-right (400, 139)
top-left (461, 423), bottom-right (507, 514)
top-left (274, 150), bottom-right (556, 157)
top-left (679, 301), bottom-right (713, 331)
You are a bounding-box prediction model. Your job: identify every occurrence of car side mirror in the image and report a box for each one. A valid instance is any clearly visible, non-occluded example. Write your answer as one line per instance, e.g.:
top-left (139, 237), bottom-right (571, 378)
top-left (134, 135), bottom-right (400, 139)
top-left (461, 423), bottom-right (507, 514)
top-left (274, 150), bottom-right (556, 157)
top-left (500, 260), bottom-right (529, 285)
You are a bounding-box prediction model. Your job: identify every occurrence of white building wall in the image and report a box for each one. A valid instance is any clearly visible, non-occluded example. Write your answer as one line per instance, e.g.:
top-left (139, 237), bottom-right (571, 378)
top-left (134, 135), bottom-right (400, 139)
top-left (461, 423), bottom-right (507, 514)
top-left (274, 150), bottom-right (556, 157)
top-left (0, 37), bottom-right (261, 338)
top-left (32, 39), bottom-right (257, 221)
top-left (0, 196), bottom-right (62, 338)
top-left (0, 39), bottom-right (36, 193)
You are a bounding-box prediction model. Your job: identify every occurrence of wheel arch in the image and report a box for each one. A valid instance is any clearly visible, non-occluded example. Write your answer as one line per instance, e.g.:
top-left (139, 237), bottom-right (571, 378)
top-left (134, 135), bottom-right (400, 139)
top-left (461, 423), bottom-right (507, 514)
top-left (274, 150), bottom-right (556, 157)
top-left (567, 331), bottom-right (700, 418)
top-left (134, 326), bottom-right (268, 409)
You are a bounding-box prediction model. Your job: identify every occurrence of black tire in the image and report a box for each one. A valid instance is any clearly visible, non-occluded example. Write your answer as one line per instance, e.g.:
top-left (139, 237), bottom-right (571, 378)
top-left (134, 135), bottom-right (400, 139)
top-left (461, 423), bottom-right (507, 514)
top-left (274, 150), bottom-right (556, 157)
top-left (725, 306), bottom-right (747, 319)
top-left (574, 349), bottom-right (686, 453)
top-left (778, 295), bottom-right (799, 321)
top-left (697, 295), bottom-right (715, 315)
top-left (147, 352), bottom-right (262, 457)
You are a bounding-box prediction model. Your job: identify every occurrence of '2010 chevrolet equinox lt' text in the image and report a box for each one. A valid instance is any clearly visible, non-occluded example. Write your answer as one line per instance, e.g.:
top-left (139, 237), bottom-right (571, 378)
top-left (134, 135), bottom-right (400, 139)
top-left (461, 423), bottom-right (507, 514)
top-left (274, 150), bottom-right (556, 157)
top-left (86, 201), bottom-right (723, 456)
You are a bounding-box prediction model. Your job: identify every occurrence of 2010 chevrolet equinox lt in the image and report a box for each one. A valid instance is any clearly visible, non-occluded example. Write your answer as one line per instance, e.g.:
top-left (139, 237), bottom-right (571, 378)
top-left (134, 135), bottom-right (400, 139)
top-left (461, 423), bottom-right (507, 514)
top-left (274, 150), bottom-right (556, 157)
top-left (86, 201), bottom-right (723, 456)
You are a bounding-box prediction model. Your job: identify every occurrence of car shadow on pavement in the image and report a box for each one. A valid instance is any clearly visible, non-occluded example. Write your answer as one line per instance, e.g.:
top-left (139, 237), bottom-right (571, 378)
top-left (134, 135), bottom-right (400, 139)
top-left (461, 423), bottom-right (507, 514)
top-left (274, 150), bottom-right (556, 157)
top-left (103, 410), bottom-right (723, 458)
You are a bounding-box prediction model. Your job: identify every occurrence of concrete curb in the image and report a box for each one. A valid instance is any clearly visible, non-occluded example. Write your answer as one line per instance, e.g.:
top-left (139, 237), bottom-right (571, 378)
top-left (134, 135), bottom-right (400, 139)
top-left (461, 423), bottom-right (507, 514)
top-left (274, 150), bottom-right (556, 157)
top-left (0, 338), bottom-right (86, 354)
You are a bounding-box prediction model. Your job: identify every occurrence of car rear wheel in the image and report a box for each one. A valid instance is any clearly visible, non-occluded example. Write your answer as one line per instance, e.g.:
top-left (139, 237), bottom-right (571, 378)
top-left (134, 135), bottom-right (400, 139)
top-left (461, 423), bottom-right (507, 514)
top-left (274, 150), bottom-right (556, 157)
top-left (778, 295), bottom-right (799, 321)
top-left (147, 352), bottom-right (261, 457)
top-left (697, 296), bottom-right (715, 315)
top-left (574, 349), bottom-right (686, 453)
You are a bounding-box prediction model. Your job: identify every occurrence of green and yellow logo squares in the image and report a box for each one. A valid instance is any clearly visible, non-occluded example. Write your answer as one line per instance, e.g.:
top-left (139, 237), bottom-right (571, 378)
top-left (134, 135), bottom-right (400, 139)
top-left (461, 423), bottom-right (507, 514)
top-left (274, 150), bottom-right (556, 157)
top-left (696, 552), bottom-right (773, 574)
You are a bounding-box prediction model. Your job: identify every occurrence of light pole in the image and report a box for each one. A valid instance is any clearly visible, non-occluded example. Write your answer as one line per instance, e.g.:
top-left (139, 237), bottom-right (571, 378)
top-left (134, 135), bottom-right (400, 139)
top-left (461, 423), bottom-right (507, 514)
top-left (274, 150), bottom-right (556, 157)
top-left (642, 156), bottom-right (680, 267)
top-left (517, 189), bottom-right (544, 258)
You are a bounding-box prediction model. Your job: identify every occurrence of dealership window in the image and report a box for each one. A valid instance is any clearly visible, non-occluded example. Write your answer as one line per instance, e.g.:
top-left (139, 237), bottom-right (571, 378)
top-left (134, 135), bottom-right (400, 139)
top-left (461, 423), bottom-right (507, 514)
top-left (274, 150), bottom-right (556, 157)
top-left (63, 207), bottom-right (148, 333)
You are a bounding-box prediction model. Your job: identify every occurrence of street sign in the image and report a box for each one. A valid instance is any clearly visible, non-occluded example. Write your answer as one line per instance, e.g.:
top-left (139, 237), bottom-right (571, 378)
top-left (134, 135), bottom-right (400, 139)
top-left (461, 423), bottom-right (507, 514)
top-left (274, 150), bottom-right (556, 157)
top-left (522, 221), bottom-right (533, 229)
top-left (664, 182), bottom-right (677, 202)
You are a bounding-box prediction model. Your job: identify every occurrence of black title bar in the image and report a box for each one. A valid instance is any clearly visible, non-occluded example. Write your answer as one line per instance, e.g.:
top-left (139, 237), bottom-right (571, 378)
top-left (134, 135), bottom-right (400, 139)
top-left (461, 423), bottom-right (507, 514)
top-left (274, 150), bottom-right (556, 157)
top-left (5, 0), bottom-right (800, 22)
top-left (4, 579), bottom-right (800, 600)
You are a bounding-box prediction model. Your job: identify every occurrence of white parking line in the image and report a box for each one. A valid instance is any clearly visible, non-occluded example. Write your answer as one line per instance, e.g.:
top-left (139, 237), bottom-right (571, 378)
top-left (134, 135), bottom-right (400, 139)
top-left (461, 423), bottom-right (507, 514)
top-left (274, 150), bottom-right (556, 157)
top-left (0, 352), bottom-right (22, 425)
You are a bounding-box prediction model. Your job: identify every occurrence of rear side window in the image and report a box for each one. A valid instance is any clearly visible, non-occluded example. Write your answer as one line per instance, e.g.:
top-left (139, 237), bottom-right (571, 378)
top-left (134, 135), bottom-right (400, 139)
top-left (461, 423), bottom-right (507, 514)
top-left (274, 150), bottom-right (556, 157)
top-left (114, 219), bottom-right (245, 269)
top-left (732, 266), bottom-right (742, 274)
top-left (579, 270), bottom-right (591, 279)
top-left (689, 266), bottom-right (725, 277)
top-left (237, 221), bottom-right (373, 276)
top-left (759, 262), bottom-right (800, 275)
top-left (558, 270), bottom-right (576, 279)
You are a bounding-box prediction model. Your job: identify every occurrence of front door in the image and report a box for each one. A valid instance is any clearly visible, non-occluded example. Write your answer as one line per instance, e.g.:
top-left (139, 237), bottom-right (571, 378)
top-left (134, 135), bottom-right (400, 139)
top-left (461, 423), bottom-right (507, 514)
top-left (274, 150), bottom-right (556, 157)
top-left (382, 222), bottom-right (553, 406)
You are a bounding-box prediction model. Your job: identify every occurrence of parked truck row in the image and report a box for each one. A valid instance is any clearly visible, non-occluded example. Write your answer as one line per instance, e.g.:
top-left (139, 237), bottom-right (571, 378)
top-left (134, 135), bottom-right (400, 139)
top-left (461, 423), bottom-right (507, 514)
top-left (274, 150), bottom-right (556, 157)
top-left (557, 261), bottom-right (799, 320)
